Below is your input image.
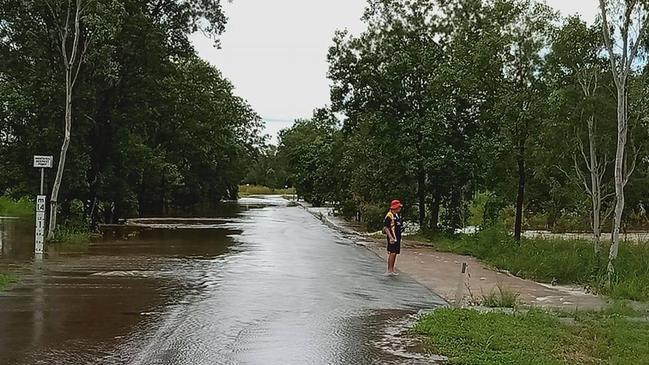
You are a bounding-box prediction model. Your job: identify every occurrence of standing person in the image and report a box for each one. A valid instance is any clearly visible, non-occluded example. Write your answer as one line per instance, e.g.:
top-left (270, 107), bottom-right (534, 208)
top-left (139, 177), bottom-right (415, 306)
top-left (384, 199), bottom-right (403, 275)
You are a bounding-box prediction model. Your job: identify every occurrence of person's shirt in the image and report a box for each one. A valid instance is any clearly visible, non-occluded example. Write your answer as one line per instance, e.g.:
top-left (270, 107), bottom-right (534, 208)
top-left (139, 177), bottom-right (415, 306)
top-left (384, 211), bottom-right (403, 243)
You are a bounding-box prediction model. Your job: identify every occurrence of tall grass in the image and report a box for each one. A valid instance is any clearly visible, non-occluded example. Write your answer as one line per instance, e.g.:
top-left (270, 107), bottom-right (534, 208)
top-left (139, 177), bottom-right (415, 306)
top-left (0, 272), bottom-right (17, 291)
top-left (0, 196), bottom-right (34, 217)
top-left (482, 284), bottom-right (520, 308)
top-left (432, 226), bottom-right (649, 302)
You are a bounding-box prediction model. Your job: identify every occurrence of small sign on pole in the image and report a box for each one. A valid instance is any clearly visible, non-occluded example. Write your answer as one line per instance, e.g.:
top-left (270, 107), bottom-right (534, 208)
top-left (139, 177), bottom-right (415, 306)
top-left (35, 195), bottom-right (46, 254)
top-left (33, 156), bottom-right (53, 168)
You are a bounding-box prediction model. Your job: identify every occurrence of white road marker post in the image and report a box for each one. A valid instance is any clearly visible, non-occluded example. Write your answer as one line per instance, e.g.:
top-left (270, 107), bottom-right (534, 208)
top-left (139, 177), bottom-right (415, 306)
top-left (33, 155), bottom-right (53, 255)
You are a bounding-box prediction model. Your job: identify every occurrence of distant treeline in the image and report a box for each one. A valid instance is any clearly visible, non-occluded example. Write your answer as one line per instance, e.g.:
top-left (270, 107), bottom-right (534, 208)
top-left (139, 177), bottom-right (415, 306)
top-left (1, 1), bottom-right (263, 225)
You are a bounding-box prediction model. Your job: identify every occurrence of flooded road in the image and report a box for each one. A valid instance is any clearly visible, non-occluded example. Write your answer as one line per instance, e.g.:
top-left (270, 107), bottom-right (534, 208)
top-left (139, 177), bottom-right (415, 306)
top-left (0, 197), bottom-right (444, 364)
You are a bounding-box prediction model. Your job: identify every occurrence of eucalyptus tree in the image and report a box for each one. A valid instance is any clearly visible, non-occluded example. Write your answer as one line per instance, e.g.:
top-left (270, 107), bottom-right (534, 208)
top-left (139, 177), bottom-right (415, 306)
top-left (43, 0), bottom-right (94, 237)
top-left (598, 0), bottom-right (648, 278)
top-left (546, 17), bottom-right (615, 253)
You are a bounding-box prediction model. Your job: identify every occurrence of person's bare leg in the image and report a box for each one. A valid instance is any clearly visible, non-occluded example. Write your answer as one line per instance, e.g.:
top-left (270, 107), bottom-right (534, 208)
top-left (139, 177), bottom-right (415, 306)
top-left (393, 254), bottom-right (398, 273)
top-left (388, 253), bottom-right (396, 272)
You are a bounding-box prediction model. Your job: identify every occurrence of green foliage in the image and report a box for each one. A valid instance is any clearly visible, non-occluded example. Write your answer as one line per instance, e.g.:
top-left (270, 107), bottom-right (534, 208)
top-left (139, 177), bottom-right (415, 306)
top-left (276, 109), bottom-right (340, 207)
top-left (48, 225), bottom-right (98, 252)
top-left (481, 285), bottom-right (520, 308)
top-left (415, 308), bottom-right (649, 365)
top-left (0, 272), bottom-right (17, 291)
top-left (431, 227), bottom-right (649, 301)
top-left (0, 196), bottom-right (34, 217)
top-left (360, 203), bottom-right (387, 232)
top-left (0, 0), bottom-right (260, 224)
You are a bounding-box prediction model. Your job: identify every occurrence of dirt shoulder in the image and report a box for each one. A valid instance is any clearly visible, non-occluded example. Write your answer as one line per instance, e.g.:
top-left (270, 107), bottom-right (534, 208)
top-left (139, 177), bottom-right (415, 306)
top-left (300, 203), bottom-right (605, 310)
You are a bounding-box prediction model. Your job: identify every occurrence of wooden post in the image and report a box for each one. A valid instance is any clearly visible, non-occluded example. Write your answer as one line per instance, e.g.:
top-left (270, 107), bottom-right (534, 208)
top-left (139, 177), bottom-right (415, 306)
top-left (454, 262), bottom-right (468, 307)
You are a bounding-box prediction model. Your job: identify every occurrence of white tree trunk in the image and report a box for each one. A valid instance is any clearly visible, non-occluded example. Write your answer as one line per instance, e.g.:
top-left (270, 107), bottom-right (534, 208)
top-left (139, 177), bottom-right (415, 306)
top-left (598, 0), bottom-right (647, 281)
top-left (45, 0), bottom-right (87, 239)
top-left (48, 74), bottom-right (72, 238)
top-left (586, 114), bottom-right (602, 253)
top-left (609, 86), bottom-right (628, 277)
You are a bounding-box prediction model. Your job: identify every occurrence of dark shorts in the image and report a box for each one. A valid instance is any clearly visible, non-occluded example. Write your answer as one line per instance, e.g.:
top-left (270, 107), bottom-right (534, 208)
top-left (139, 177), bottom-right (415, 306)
top-left (387, 240), bottom-right (401, 254)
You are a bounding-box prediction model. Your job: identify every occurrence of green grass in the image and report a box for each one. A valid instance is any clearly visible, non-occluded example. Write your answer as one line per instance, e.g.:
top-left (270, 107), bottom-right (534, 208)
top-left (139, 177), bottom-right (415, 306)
top-left (47, 226), bottom-right (97, 252)
top-left (415, 307), bottom-right (649, 365)
top-left (0, 272), bottom-right (17, 291)
top-left (481, 285), bottom-right (520, 308)
top-left (426, 226), bottom-right (649, 302)
top-left (0, 196), bottom-right (34, 217)
top-left (238, 185), bottom-right (296, 197)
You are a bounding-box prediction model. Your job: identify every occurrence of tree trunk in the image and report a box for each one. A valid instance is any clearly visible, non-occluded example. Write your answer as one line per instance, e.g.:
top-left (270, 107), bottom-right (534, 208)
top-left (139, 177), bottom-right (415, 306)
top-left (514, 145), bottom-right (525, 241)
top-left (609, 86), bottom-right (628, 278)
top-left (417, 171), bottom-right (425, 226)
top-left (48, 73), bottom-right (73, 239)
top-left (428, 190), bottom-right (441, 230)
top-left (45, 0), bottom-right (87, 239)
top-left (587, 114), bottom-right (602, 254)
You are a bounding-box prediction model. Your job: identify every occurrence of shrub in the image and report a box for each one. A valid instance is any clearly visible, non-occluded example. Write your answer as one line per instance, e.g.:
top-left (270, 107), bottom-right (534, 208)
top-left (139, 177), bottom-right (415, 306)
top-left (360, 203), bottom-right (387, 232)
top-left (0, 196), bottom-right (34, 217)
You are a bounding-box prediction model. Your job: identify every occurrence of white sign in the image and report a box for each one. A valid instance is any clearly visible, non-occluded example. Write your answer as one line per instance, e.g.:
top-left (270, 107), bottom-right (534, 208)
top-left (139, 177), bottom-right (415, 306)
top-left (33, 155), bottom-right (53, 168)
top-left (35, 210), bottom-right (45, 254)
top-left (36, 195), bottom-right (46, 212)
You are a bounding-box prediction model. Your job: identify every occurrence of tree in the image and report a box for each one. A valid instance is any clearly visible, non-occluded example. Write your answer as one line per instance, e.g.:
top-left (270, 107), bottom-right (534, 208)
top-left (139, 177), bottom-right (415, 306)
top-left (598, 0), bottom-right (648, 278)
top-left (44, 0), bottom-right (93, 237)
top-left (493, 0), bottom-right (556, 241)
top-left (547, 17), bottom-right (615, 253)
top-left (328, 0), bottom-right (448, 225)
top-left (277, 108), bottom-right (339, 206)
top-left (1, 0), bottom-right (259, 229)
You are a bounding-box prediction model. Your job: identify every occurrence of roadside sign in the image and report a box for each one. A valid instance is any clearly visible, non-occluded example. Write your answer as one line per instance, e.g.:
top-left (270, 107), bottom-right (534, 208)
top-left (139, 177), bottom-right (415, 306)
top-left (35, 194), bottom-right (46, 254)
top-left (33, 155), bottom-right (53, 168)
top-left (33, 156), bottom-right (51, 256)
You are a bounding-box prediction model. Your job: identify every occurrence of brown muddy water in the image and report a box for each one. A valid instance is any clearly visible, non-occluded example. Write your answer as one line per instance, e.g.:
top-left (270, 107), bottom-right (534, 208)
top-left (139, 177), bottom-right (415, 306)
top-left (0, 196), bottom-right (445, 364)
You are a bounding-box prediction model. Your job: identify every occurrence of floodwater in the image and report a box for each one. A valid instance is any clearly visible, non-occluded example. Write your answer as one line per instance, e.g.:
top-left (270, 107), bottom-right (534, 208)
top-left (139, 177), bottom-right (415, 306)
top-left (0, 196), bottom-right (445, 364)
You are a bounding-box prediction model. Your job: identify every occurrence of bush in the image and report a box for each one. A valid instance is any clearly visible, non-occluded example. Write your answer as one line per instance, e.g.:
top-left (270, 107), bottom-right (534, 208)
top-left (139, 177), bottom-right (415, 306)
top-left (0, 196), bottom-right (34, 217)
top-left (360, 203), bottom-right (387, 232)
top-left (48, 225), bottom-right (99, 252)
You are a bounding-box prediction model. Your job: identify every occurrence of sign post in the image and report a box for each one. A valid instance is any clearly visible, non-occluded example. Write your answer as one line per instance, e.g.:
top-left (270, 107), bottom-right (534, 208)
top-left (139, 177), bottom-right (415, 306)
top-left (33, 155), bottom-right (53, 255)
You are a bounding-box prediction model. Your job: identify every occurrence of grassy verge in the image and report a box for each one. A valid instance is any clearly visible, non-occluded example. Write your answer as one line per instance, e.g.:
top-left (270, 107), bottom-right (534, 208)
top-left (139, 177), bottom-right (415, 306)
top-left (422, 227), bottom-right (649, 302)
top-left (0, 196), bottom-right (34, 217)
top-left (416, 306), bottom-right (649, 365)
top-left (0, 272), bottom-right (17, 291)
top-left (238, 185), bottom-right (295, 197)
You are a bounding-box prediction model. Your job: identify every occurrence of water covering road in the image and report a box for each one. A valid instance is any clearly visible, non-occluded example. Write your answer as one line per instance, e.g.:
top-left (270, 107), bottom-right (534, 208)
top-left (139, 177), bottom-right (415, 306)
top-left (0, 197), bottom-right (445, 364)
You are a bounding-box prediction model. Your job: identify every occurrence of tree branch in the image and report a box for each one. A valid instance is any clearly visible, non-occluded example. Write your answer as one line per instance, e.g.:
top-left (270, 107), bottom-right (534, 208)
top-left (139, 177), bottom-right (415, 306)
top-left (599, 0), bottom-right (621, 88)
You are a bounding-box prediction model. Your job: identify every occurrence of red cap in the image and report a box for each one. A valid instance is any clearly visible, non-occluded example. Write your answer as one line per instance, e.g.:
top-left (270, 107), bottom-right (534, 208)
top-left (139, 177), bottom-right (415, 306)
top-left (390, 200), bottom-right (403, 210)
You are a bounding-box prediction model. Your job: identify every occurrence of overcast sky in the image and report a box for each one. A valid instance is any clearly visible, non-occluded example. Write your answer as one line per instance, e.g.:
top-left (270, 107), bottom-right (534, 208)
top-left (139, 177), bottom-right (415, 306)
top-left (191, 0), bottom-right (599, 143)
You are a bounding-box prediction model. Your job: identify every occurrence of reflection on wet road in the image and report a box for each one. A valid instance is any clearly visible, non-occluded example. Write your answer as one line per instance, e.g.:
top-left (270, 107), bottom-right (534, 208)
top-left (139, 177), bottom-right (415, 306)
top-left (0, 197), bottom-right (444, 364)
